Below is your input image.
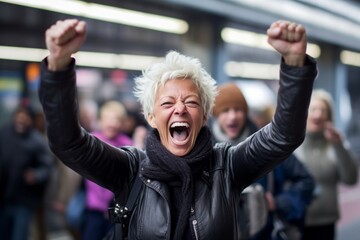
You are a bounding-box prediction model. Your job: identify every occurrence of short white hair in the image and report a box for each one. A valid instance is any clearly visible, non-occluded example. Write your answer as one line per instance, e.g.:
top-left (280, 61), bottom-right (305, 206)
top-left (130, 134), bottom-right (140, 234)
top-left (133, 51), bottom-right (218, 119)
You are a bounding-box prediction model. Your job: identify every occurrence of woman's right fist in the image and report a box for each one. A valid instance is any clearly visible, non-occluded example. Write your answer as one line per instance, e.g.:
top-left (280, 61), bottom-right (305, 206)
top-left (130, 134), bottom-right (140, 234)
top-left (45, 19), bottom-right (86, 71)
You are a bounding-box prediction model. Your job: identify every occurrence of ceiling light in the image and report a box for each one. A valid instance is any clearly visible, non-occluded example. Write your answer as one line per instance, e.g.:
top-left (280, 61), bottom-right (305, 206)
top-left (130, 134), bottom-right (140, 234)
top-left (0, 45), bottom-right (164, 70)
top-left (221, 27), bottom-right (321, 58)
top-left (0, 0), bottom-right (189, 34)
top-left (0, 46), bottom-right (49, 62)
top-left (225, 61), bottom-right (280, 80)
top-left (340, 50), bottom-right (360, 67)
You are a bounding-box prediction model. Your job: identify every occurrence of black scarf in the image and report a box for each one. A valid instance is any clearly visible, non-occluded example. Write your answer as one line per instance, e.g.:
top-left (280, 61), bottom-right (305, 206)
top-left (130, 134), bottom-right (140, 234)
top-left (141, 126), bottom-right (213, 240)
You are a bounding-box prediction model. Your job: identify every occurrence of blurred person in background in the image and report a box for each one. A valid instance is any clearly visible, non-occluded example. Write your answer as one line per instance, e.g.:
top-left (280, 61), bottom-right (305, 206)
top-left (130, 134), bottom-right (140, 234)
top-left (0, 105), bottom-right (53, 240)
top-left (83, 100), bottom-right (133, 240)
top-left (52, 99), bottom-right (98, 240)
top-left (31, 110), bottom-right (52, 240)
top-left (294, 89), bottom-right (358, 240)
top-left (211, 82), bottom-right (267, 239)
top-left (249, 104), bottom-right (315, 240)
top-left (122, 109), bottom-right (148, 149)
top-left (211, 82), bottom-right (258, 145)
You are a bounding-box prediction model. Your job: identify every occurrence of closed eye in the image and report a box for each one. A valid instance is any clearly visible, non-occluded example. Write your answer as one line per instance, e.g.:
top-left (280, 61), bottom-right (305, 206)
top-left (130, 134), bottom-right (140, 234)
top-left (185, 101), bottom-right (199, 108)
top-left (161, 102), bottom-right (173, 107)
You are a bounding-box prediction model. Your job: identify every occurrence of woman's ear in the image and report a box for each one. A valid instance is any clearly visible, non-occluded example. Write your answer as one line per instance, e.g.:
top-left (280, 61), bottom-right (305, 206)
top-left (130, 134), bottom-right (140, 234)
top-left (147, 114), bottom-right (157, 129)
top-left (202, 115), bottom-right (207, 127)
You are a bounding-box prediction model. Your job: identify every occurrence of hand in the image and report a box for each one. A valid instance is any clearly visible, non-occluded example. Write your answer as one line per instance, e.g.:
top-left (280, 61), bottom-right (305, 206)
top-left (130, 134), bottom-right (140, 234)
top-left (45, 19), bottom-right (87, 71)
top-left (324, 122), bottom-right (342, 144)
top-left (267, 20), bottom-right (307, 67)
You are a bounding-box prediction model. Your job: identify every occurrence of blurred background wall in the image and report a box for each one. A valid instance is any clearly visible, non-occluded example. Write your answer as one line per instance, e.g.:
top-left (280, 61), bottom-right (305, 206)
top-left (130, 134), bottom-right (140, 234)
top-left (0, 0), bottom-right (359, 159)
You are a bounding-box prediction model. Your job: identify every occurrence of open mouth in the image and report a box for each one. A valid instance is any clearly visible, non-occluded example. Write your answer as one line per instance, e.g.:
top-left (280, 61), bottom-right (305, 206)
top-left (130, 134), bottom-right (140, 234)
top-left (170, 122), bottom-right (190, 142)
top-left (225, 123), bottom-right (240, 132)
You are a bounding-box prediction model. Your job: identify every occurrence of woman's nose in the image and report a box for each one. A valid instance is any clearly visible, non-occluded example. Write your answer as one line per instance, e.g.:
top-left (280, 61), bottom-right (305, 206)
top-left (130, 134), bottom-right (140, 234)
top-left (174, 101), bottom-right (186, 114)
top-left (312, 109), bottom-right (324, 119)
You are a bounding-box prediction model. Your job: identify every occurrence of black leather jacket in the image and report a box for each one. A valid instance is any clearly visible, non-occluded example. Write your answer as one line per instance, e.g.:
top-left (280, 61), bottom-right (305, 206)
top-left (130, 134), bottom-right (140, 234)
top-left (39, 56), bottom-right (317, 240)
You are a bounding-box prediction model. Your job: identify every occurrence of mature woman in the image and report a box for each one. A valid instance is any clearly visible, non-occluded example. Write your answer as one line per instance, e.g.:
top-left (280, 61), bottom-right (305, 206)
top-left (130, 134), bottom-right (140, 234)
top-left (39, 19), bottom-right (317, 240)
top-left (295, 89), bottom-right (358, 240)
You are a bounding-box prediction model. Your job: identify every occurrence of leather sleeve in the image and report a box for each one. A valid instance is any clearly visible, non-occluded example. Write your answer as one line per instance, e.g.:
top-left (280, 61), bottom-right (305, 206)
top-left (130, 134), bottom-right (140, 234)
top-left (229, 56), bottom-right (318, 189)
top-left (39, 58), bottom-right (141, 193)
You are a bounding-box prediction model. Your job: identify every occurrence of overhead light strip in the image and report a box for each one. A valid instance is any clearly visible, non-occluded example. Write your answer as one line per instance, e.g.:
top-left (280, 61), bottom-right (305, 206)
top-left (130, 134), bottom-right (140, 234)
top-left (340, 50), bottom-right (360, 67)
top-left (224, 61), bottom-right (280, 80)
top-left (221, 27), bottom-right (321, 58)
top-left (0, 46), bottom-right (164, 70)
top-left (0, 0), bottom-right (189, 34)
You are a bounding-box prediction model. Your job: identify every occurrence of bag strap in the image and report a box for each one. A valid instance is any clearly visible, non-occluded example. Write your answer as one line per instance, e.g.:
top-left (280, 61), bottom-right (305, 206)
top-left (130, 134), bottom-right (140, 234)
top-left (110, 173), bottom-right (143, 240)
top-left (125, 173), bottom-right (143, 211)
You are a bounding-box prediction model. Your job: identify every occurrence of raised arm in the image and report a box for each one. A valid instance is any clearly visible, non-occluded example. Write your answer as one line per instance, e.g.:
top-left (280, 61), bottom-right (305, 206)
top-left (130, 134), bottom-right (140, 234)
top-left (45, 19), bottom-right (86, 71)
top-left (229, 21), bottom-right (317, 188)
top-left (39, 19), bottom-right (138, 193)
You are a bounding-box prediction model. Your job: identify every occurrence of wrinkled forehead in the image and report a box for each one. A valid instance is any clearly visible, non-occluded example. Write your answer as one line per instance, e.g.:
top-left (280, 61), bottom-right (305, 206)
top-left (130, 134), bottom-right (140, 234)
top-left (156, 77), bottom-right (201, 97)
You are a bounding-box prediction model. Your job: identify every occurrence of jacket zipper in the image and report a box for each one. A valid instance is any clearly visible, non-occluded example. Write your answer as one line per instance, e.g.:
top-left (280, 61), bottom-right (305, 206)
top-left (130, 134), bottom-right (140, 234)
top-left (191, 207), bottom-right (199, 240)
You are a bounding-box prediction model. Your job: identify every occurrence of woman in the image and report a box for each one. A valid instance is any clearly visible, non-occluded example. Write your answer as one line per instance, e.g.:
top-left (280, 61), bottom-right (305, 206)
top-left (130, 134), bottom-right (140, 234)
top-left (39, 19), bottom-right (317, 239)
top-left (84, 100), bottom-right (133, 240)
top-left (295, 89), bottom-right (358, 240)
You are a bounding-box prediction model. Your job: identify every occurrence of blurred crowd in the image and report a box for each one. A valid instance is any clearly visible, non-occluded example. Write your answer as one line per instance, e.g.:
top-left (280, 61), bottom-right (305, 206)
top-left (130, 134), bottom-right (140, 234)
top-left (0, 99), bottom-right (148, 240)
top-left (0, 85), bottom-right (358, 240)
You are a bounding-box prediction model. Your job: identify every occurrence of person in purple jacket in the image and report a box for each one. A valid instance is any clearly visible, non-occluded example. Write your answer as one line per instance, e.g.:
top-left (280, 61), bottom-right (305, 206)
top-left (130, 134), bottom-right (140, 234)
top-left (84, 100), bottom-right (133, 240)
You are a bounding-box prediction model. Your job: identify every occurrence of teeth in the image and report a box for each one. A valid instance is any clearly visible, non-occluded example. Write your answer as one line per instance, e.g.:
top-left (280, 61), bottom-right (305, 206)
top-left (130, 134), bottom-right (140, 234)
top-left (170, 122), bottom-right (189, 128)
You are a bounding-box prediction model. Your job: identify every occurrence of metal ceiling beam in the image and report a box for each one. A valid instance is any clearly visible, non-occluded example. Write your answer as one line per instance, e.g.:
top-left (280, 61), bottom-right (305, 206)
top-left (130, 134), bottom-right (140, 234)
top-left (161, 0), bottom-right (360, 51)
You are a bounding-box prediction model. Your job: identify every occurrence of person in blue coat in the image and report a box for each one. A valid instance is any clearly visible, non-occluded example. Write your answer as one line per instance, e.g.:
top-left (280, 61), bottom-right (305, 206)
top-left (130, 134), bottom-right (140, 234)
top-left (254, 154), bottom-right (315, 240)
top-left (251, 105), bottom-right (315, 240)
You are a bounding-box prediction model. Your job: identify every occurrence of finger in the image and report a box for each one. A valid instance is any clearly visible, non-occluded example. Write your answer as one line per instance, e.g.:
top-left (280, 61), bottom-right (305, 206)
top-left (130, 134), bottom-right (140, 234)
top-left (280, 22), bottom-right (304, 42)
top-left (271, 20), bottom-right (285, 27)
top-left (287, 22), bottom-right (297, 42)
top-left (267, 20), bottom-right (285, 37)
top-left (49, 19), bottom-right (79, 45)
top-left (57, 21), bottom-right (78, 45)
top-left (294, 26), bottom-right (304, 42)
top-left (267, 27), bottom-right (281, 37)
top-left (75, 20), bottom-right (87, 34)
top-left (279, 21), bottom-right (290, 40)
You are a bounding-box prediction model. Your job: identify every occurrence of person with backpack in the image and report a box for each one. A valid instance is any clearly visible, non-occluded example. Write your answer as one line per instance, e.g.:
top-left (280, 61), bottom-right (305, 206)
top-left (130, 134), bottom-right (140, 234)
top-left (39, 19), bottom-right (317, 239)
